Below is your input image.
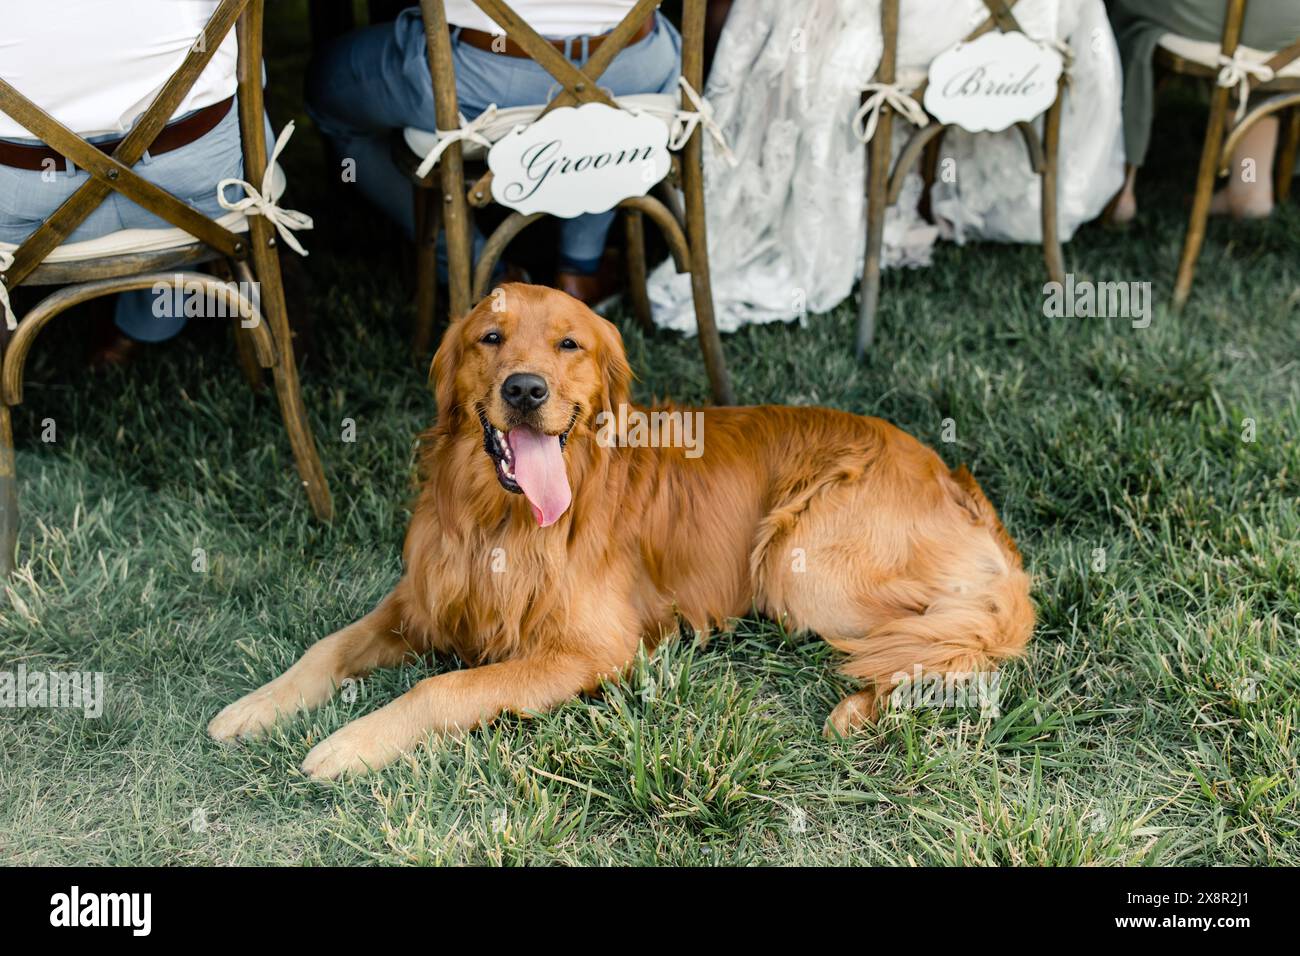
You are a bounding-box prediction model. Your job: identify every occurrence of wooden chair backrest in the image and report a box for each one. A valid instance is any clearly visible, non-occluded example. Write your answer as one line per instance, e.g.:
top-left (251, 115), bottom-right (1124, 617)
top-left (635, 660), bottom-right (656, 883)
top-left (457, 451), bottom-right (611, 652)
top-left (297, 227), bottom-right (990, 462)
top-left (1217, 0), bottom-right (1300, 77)
top-left (418, 0), bottom-right (704, 120)
top-left (416, 0), bottom-right (707, 157)
top-left (879, 0), bottom-right (1035, 95)
top-left (0, 0), bottom-right (270, 293)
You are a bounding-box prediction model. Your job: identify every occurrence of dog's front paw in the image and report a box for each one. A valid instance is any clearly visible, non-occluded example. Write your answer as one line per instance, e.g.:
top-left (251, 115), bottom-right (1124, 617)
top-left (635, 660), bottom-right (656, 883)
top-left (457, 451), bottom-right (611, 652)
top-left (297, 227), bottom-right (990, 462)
top-left (209, 684), bottom-right (292, 742)
top-left (300, 710), bottom-right (408, 781)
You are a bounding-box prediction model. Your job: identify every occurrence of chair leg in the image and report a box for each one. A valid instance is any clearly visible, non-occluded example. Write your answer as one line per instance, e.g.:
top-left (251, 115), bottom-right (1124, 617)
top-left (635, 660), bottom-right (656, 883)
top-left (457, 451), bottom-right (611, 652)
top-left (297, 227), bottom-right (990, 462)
top-left (623, 209), bottom-right (654, 333)
top-left (412, 184), bottom-right (441, 356)
top-left (232, 317), bottom-right (265, 390)
top-left (654, 178), bottom-right (686, 227)
top-left (1276, 107), bottom-right (1300, 204)
top-left (1040, 81), bottom-right (1066, 286)
top-left (237, 253), bottom-right (334, 522)
top-left (1173, 88), bottom-right (1233, 310)
top-left (218, 257), bottom-right (263, 389)
top-left (440, 157), bottom-right (474, 321)
top-left (919, 132), bottom-right (942, 223)
top-left (0, 401), bottom-right (16, 577)
top-left (680, 132), bottom-right (735, 406)
top-left (856, 112), bottom-right (894, 359)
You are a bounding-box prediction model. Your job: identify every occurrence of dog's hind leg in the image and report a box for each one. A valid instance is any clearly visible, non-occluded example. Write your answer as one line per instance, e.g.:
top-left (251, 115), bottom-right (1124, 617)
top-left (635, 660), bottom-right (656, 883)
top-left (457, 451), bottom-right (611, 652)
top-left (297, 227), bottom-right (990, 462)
top-left (819, 565), bottom-right (1034, 736)
top-left (824, 688), bottom-right (884, 738)
top-left (758, 477), bottom-right (1034, 738)
top-left (208, 593), bottom-right (415, 742)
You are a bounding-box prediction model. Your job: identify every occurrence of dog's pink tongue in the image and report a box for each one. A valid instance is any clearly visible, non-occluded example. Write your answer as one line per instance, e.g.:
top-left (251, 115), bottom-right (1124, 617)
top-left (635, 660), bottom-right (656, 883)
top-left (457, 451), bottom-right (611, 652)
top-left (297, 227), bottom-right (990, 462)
top-left (508, 426), bottom-right (571, 527)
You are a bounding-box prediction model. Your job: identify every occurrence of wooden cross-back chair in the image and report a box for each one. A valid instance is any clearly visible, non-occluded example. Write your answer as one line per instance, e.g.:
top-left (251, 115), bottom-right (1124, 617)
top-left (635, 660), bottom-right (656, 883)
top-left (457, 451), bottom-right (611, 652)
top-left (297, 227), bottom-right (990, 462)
top-left (395, 0), bottom-right (735, 405)
top-left (0, 0), bottom-right (332, 577)
top-left (856, 0), bottom-right (1067, 358)
top-left (1158, 0), bottom-right (1300, 308)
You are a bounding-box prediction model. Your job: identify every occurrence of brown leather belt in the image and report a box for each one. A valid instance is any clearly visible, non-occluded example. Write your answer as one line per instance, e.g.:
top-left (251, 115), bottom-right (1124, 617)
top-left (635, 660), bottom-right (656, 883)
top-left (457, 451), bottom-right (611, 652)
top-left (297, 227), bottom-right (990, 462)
top-left (0, 95), bottom-right (234, 172)
top-left (455, 15), bottom-right (654, 59)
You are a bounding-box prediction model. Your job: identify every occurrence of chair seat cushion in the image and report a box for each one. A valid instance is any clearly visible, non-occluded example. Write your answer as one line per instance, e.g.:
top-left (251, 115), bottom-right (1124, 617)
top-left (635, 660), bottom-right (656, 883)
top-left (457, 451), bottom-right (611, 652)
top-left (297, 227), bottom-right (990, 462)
top-left (1157, 34), bottom-right (1300, 78)
top-left (402, 92), bottom-right (681, 162)
top-left (0, 162), bottom-right (287, 264)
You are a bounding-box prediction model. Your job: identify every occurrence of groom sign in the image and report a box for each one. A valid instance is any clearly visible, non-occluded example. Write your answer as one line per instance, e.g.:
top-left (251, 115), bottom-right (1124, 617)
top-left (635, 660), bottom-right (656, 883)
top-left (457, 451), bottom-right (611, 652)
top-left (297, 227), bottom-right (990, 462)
top-left (488, 103), bottom-right (671, 217)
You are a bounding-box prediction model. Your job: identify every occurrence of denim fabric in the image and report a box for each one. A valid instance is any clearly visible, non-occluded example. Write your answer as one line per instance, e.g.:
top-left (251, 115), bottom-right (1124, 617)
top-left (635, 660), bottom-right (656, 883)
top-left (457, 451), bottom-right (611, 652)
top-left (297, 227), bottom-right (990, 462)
top-left (0, 106), bottom-right (295, 341)
top-left (306, 7), bottom-right (681, 271)
top-left (0, 104), bottom-right (245, 245)
top-left (0, 105), bottom-right (253, 341)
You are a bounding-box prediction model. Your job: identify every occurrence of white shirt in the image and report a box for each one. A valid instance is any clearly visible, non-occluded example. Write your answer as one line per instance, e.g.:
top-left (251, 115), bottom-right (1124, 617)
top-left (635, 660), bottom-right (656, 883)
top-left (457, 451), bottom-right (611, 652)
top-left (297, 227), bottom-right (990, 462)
top-left (444, 1), bottom-right (639, 37)
top-left (0, 1), bottom-right (238, 140)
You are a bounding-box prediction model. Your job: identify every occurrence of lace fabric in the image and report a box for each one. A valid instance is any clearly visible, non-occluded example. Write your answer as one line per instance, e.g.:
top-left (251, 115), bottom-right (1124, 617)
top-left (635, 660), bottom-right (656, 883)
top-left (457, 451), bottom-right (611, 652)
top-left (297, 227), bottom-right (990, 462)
top-left (648, 0), bottom-right (1125, 335)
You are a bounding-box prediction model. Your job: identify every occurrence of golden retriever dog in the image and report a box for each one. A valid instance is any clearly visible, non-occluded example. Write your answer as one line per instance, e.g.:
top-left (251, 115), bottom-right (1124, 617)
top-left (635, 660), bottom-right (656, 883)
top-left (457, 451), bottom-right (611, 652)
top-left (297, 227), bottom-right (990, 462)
top-left (209, 284), bottom-right (1034, 779)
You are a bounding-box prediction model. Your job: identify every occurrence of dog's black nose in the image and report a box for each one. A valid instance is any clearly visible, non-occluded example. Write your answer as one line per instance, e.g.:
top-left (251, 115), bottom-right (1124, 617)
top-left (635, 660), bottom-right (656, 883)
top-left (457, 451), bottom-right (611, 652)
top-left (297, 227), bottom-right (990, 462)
top-left (501, 372), bottom-right (549, 412)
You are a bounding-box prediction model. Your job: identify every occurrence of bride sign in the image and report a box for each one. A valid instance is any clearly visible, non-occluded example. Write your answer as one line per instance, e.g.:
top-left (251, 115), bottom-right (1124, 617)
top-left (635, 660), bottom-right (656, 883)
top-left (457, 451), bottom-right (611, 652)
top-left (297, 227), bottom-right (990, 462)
top-left (923, 31), bottom-right (1064, 133)
top-left (488, 103), bottom-right (671, 218)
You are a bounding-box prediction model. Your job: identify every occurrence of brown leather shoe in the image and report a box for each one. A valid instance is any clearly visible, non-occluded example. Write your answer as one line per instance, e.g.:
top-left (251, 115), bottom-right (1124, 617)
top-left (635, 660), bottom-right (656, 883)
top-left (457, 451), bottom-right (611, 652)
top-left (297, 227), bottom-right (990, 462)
top-left (556, 270), bottom-right (603, 305)
top-left (86, 311), bottom-right (139, 370)
top-left (88, 332), bottom-right (138, 370)
top-left (556, 255), bottom-right (623, 308)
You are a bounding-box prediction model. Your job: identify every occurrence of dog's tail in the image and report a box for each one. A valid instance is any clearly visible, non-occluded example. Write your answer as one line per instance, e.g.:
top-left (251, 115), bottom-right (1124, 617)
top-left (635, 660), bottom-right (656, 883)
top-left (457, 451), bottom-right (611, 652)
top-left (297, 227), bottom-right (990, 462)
top-left (827, 466), bottom-right (1034, 718)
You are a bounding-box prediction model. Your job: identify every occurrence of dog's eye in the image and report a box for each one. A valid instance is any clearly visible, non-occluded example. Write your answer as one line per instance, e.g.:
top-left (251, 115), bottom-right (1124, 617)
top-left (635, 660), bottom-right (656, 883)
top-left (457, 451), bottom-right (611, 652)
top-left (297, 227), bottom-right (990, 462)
top-left (559, 337), bottom-right (580, 351)
top-left (480, 331), bottom-right (502, 345)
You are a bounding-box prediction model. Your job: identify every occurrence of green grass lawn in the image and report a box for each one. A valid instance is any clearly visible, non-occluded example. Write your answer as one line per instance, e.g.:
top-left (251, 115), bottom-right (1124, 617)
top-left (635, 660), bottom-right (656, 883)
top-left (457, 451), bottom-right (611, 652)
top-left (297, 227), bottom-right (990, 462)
top-left (2, 14), bottom-right (1299, 864)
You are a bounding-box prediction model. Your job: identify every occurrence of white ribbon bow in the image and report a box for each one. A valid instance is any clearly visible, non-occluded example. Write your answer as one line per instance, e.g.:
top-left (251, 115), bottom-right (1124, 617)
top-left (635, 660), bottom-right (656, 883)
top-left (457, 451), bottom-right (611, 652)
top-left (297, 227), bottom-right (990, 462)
top-left (218, 121), bottom-right (314, 256)
top-left (0, 249), bottom-right (15, 331)
top-left (852, 82), bottom-right (929, 144)
top-left (671, 77), bottom-right (738, 167)
top-left (414, 105), bottom-right (500, 179)
top-left (1217, 51), bottom-right (1275, 122)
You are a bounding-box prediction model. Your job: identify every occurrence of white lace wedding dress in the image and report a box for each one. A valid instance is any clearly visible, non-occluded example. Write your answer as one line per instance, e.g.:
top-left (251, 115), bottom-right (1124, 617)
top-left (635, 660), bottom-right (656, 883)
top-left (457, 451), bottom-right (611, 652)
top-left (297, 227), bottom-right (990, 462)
top-left (646, 0), bottom-right (1125, 333)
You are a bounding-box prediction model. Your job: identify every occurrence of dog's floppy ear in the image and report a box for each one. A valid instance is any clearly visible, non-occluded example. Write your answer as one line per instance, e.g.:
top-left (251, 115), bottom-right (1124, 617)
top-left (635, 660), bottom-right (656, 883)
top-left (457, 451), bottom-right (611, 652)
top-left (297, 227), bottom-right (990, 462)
top-left (431, 321), bottom-right (465, 430)
top-left (593, 316), bottom-right (632, 414)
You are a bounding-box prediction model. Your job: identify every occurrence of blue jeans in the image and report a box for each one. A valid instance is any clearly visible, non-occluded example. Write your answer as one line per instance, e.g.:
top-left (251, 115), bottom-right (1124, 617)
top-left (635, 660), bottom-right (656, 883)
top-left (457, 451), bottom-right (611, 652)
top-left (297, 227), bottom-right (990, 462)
top-left (306, 7), bottom-right (681, 273)
top-left (0, 105), bottom-right (248, 342)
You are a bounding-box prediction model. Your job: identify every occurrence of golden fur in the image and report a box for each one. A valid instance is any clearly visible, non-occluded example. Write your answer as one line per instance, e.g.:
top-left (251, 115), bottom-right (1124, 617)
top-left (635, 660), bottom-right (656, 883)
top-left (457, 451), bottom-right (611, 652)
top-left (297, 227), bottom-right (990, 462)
top-left (209, 284), bottom-right (1035, 779)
